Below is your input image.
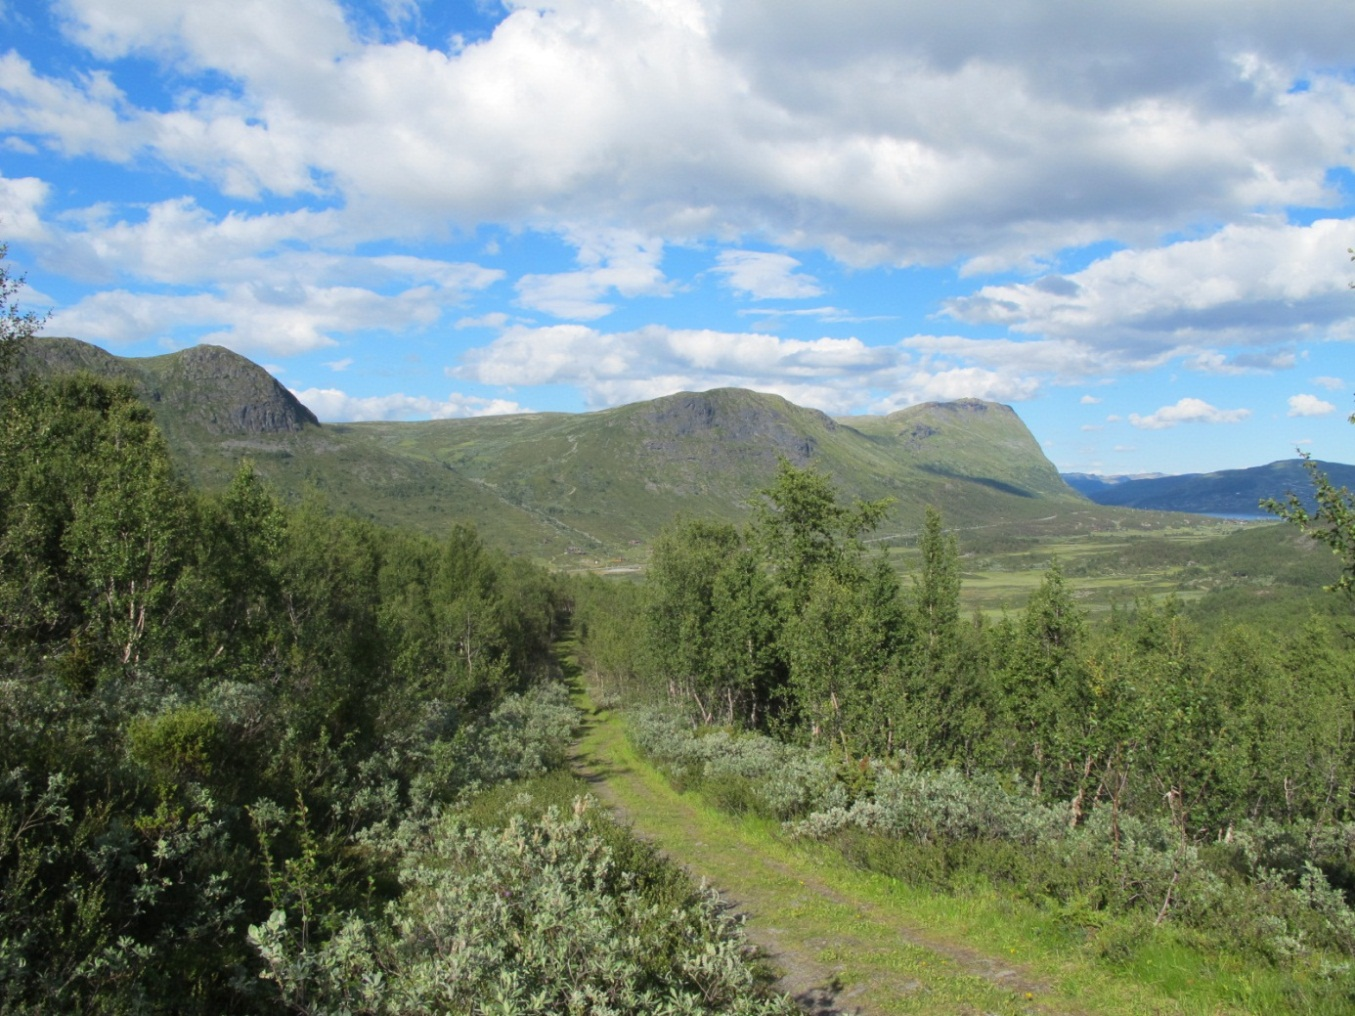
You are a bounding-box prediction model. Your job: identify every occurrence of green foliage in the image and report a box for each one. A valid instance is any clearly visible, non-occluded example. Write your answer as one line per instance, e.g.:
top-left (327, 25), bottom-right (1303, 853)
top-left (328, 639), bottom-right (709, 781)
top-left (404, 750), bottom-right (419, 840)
top-left (628, 709), bottom-right (847, 821)
top-left (602, 460), bottom-right (1355, 1000)
top-left (1266, 429), bottom-right (1355, 599)
top-left (127, 705), bottom-right (223, 793)
top-left (0, 241), bottom-right (45, 387)
top-left (628, 707), bottom-right (1355, 1000)
top-left (752, 458), bottom-right (893, 606)
top-left (250, 801), bottom-right (794, 1015)
top-left (0, 369), bottom-right (650, 1011)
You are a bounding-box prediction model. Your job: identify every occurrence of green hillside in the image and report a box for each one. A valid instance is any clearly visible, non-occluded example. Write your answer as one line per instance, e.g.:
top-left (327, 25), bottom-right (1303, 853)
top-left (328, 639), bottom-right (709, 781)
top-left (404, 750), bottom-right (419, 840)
top-left (353, 388), bottom-right (1104, 557)
top-left (22, 338), bottom-right (1198, 565)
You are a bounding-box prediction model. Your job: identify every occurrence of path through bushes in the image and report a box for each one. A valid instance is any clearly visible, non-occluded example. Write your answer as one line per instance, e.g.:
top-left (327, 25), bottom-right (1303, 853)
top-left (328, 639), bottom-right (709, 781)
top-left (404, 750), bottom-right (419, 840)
top-left (570, 701), bottom-right (1106, 1016)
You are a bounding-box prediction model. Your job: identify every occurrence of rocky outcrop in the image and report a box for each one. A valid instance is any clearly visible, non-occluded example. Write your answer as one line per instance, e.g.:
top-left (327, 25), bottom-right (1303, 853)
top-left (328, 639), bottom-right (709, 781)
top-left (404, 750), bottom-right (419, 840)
top-left (22, 338), bottom-right (318, 435)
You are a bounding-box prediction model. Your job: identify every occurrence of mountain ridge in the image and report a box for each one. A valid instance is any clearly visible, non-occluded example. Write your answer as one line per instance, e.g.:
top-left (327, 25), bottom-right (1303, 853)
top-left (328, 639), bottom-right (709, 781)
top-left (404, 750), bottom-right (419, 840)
top-left (21, 337), bottom-right (1209, 563)
top-left (21, 337), bottom-right (318, 436)
top-left (1063, 459), bottom-right (1355, 517)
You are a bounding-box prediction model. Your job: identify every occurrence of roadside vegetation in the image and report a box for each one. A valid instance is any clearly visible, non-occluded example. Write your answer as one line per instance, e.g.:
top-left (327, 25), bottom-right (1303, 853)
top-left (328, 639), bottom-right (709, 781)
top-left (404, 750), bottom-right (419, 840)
top-left (572, 455), bottom-right (1355, 1013)
top-left (0, 255), bottom-right (791, 1013)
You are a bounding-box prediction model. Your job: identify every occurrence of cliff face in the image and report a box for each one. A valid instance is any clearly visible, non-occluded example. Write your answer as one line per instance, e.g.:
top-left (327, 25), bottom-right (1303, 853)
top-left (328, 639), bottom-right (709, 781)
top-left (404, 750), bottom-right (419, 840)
top-left (147, 344), bottom-right (319, 434)
top-left (23, 338), bottom-right (318, 436)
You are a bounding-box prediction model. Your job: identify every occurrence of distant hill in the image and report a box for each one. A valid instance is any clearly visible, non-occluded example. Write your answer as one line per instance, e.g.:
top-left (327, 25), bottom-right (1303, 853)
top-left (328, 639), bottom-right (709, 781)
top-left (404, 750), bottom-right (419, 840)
top-left (1062, 472), bottom-right (1169, 497)
top-left (22, 337), bottom-right (319, 437)
top-left (350, 390), bottom-right (1098, 554)
top-left (1063, 460), bottom-right (1355, 517)
top-left (23, 337), bottom-right (1198, 565)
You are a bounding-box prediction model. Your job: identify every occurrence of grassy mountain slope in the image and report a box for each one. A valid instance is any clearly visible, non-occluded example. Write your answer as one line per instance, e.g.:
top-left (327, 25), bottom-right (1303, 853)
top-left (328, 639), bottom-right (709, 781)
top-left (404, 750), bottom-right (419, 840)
top-left (353, 388), bottom-right (1103, 556)
top-left (24, 338), bottom-right (1196, 563)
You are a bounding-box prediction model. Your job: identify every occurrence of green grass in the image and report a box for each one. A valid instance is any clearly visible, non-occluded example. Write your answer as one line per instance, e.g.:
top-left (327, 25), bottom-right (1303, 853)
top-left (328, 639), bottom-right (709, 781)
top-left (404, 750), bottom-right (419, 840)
top-left (875, 518), bottom-right (1337, 617)
top-left (573, 693), bottom-right (1349, 1015)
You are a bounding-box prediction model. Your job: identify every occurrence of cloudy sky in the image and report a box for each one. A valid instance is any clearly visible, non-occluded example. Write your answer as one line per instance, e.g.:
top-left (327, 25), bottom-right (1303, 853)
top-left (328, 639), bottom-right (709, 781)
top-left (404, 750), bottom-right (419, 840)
top-left (3, 0), bottom-right (1355, 474)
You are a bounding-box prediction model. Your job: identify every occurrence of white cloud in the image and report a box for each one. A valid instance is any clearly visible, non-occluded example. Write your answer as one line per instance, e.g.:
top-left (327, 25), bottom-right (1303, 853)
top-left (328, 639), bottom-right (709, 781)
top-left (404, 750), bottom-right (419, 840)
top-left (322, 357), bottom-right (352, 371)
top-left (736, 306), bottom-right (894, 324)
top-left (1313, 375), bottom-right (1346, 391)
top-left (1128, 397), bottom-right (1251, 430)
top-left (944, 217), bottom-right (1355, 360)
top-left (15, 0), bottom-right (1355, 264)
top-left (455, 311), bottom-right (509, 330)
top-left (0, 52), bottom-right (143, 163)
top-left (18, 196), bottom-right (503, 354)
top-left (901, 333), bottom-right (1166, 384)
top-left (0, 173), bottom-right (51, 243)
top-left (1079, 394), bottom-right (1101, 404)
top-left (515, 229), bottom-right (671, 319)
top-left (455, 321), bottom-right (1044, 412)
top-left (47, 269), bottom-right (489, 355)
top-left (713, 250), bottom-right (823, 300)
top-left (291, 386), bottom-right (527, 422)
top-left (1287, 393), bottom-right (1336, 417)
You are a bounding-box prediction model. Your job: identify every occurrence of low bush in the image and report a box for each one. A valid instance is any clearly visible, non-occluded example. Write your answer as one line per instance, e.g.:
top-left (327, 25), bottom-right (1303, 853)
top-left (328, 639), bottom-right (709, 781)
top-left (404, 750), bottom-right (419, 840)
top-left (251, 797), bottom-right (796, 1016)
top-left (629, 711), bottom-right (1355, 991)
top-left (627, 709), bottom-right (845, 820)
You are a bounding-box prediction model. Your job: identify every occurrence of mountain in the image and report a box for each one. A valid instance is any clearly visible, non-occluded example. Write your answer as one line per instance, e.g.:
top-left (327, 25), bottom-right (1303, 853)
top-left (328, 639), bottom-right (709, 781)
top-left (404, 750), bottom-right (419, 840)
top-left (22, 337), bottom-right (319, 436)
top-left (1063, 460), bottom-right (1355, 516)
top-left (1062, 472), bottom-right (1169, 497)
top-left (22, 338), bottom-right (1185, 564)
top-left (350, 390), bottom-right (1101, 553)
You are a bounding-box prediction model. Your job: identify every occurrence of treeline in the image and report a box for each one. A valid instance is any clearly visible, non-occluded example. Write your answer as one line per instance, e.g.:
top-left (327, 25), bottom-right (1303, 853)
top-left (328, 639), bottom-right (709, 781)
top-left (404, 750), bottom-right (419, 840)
top-left (578, 461), bottom-right (1355, 834)
top-left (0, 368), bottom-right (792, 1014)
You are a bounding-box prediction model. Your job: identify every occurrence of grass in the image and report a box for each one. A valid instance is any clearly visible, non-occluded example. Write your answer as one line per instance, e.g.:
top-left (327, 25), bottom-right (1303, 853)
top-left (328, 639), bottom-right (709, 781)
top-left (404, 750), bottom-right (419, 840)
top-left (573, 692), bottom-right (1347, 1015)
top-left (875, 517), bottom-right (1336, 617)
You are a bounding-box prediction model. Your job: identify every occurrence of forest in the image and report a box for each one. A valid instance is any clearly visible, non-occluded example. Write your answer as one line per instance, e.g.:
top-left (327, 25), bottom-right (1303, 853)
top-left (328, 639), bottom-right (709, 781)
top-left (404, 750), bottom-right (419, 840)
top-left (6, 236), bottom-right (1355, 1012)
top-left (0, 254), bottom-right (795, 1014)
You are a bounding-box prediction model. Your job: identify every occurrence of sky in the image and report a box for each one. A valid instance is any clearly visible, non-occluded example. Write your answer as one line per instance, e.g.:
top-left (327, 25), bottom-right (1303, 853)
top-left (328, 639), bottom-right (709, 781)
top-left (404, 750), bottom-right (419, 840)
top-left (2, 0), bottom-right (1355, 476)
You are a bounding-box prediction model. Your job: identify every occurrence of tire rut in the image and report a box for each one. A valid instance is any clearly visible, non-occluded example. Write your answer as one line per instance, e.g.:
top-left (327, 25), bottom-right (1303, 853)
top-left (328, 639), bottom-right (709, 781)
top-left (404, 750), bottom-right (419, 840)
top-left (570, 704), bottom-right (1094, 1016)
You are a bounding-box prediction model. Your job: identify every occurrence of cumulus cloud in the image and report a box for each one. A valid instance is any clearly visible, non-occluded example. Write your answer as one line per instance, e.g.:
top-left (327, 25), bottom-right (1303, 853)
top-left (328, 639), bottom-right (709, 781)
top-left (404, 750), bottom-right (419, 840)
top-left (12, 0), bottom-right (1353, 264)
top-left (454, 322), bottom-right (1042, 412)
top-left (291, 387), bottom-right (527, 422)
top-left (515, 230), bottom-right (671, 319)
top-left (20, 196), bottom-right (503, 353)
top-left (0, 173), bottom-right (51, 243)
top-left (10, 0), bottom-right (1355, 438)
top-left (1312, 375), bottom-right (1346, 391)
top-left (1287, 393), bottom-right (1336, 417)
top-left (47, 266), bottom-right (494, 354)
top-left (1079, 394), bottom-right (1102, 405)
top-left (1128, 397), bottom-right (1251, 430)
top-left (713, 250), bottom-right (823, 300)
top-left (947, 218), bottom-right (1355, 356)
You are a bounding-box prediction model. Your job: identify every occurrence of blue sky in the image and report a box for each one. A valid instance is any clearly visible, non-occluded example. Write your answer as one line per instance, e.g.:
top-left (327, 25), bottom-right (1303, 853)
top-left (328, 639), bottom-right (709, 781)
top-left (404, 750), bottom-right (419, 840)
top-left (2, 0), bottom-right (1355, 475)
